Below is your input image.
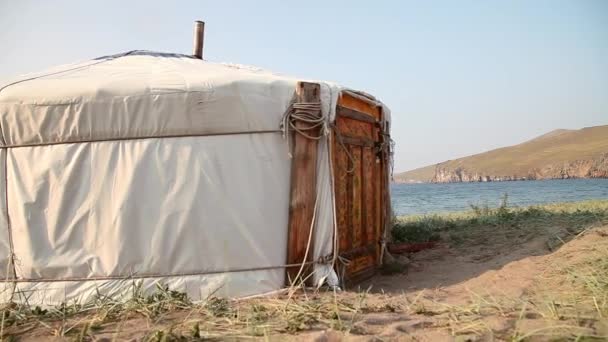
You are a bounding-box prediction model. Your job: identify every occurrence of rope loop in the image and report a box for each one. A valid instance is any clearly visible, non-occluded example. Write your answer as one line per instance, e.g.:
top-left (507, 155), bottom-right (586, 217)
top-left (280, 101), bottom-right (325, 157)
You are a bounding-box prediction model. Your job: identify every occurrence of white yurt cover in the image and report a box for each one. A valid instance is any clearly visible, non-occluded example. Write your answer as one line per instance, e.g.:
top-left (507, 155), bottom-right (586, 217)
top-left (0, 51), bottom-right (389, 305)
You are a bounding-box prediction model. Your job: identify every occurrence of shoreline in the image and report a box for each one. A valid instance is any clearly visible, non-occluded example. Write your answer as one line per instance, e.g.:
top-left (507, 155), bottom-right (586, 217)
top-left (393, 176), bottom-right (608, 185)
top-left (394, 198), bottom-right (608, 220)
top-left (390, 181), bottom-right (608, 217)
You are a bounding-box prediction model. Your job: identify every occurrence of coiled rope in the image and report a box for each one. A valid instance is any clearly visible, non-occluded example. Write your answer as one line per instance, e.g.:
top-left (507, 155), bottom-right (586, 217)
top-left (281, 101), bottom-right (355, 174)
top-left (280, 102), bottom-right (325, 158)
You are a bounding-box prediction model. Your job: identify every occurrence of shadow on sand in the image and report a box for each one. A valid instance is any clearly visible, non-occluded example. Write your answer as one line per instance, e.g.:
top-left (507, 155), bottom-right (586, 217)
top-left (357, 202), bottom-right (608, 294)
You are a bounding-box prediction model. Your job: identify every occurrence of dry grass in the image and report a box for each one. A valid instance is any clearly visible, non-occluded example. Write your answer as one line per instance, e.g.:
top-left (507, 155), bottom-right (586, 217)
top-left (1, 251), bottom-right (607, 341)
top-left (1, 200), bottom-right (607, 340)
top-left (0, 284), bottom-right (402, 341)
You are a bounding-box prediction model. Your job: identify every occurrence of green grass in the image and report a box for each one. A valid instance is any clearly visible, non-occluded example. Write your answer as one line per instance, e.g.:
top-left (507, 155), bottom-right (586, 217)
top-left (392, 197), bottom-right (608, 246)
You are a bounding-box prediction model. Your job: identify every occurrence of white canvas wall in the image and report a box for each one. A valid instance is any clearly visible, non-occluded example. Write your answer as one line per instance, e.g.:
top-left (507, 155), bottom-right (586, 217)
top-left (5, 134), bottom-right (290, 303)
top-left (0, 150), bottom-right (13, 279)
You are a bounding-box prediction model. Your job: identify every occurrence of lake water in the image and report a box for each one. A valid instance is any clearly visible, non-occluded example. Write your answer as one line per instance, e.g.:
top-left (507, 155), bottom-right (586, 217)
top-left (391, 179), bottom-right (608, 216)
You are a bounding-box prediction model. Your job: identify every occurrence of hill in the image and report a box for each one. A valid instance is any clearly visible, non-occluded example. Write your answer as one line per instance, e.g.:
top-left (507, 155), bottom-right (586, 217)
top-left (395, 125), bottom-right (608, 183)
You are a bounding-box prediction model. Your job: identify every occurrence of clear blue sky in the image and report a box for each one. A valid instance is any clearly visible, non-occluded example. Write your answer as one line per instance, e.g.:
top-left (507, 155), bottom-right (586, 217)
top-left (1, 0), bottom-right (607, 172)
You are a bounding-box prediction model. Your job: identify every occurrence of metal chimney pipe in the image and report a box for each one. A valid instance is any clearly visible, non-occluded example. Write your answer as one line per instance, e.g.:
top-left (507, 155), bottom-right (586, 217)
top-left (193, 21), bottom-right (205, 59)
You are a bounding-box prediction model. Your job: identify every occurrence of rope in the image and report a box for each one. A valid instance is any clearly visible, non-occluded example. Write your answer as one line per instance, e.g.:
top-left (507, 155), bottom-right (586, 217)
top-left (286, 188), bottom-right (318, 290)
top-left (0, 130), bottom-right (283, 150)
top-left (280, 102), bottom-right (324, 157)
top-left (280, 94), bottom-right (346, 290)
top-left (0, 258), bottom-right (337, 284)
top-left (0, 51), bottom-right (138, 95)
top-left (331, 124), bottom-right (356, 174)
top-left (279, 100), bottom-right (324, 290)
top-left (326, 132), bottom-right (341, 282)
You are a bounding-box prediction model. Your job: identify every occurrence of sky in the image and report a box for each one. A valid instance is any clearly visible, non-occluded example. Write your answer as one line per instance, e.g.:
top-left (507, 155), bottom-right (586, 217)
top-left (1, 0), bottom-right (607, 173)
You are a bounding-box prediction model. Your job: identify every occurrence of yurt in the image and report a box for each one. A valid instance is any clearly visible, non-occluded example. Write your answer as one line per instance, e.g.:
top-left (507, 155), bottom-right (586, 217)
top-left (0, 24), bottom-right (392, 304)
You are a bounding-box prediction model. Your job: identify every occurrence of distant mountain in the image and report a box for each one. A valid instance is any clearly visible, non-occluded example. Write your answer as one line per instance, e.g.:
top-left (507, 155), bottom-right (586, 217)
top-left (394, 125), bottom-right (608, 183)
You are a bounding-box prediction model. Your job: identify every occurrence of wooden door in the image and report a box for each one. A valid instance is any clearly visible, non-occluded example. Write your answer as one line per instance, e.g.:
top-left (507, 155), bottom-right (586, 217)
top-left (333, 92), bottom-right (388, 283)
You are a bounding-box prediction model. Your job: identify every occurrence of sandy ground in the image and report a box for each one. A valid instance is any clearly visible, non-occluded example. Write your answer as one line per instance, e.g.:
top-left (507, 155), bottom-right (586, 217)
top-left (7, 225), bottom-right (608, 341)
top-left (342, 225), bottom-right (608, 341)
top-left (367, 233), bottom-right (553, 300)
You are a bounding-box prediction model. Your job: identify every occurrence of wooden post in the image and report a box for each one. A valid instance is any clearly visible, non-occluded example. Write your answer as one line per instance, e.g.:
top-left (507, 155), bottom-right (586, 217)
top-left (285, 82), bottom-right (322, 285)
top-left (193, 21), bottom-right (205, 59)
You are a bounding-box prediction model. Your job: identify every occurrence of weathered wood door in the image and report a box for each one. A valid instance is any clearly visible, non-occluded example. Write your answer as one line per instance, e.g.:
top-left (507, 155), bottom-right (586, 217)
top-left (333, 92), bottom-right (388, 283)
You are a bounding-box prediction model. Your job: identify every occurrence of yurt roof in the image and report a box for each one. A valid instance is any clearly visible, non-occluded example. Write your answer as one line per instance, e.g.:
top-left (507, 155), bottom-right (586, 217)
top-left (0, 51), bottom-right (340, 148)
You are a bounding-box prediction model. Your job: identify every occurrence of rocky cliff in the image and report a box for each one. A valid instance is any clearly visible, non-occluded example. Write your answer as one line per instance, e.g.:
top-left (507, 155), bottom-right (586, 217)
top-left (431, 153), bottom-right (608, 183)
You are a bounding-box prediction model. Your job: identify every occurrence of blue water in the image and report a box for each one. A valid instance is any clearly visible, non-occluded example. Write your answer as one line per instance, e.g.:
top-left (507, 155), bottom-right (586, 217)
top-left (391, 179), bottom-right (608, 216)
